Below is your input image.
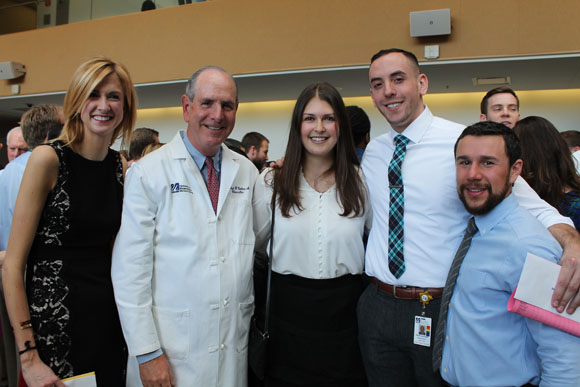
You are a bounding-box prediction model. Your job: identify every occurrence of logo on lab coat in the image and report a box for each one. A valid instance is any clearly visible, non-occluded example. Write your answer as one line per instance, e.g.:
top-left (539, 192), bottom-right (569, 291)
top-left (171, 182), bottom-right (193, 194)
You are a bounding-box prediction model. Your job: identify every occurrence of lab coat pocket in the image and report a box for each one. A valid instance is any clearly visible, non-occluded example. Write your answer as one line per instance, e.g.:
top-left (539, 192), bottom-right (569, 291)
top-left (237, 297), bottom-right (255, 353)
top-left (153, 306), bottom-right (190, 360)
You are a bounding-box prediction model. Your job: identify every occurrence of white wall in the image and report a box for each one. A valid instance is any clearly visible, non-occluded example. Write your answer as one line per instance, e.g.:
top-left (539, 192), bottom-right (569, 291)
top-left (133, 89), bottom-right (580, 160)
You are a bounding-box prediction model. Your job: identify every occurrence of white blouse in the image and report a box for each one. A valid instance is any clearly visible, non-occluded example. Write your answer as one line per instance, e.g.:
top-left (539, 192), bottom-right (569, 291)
top-left (252, 169), bottom-right (371, 279)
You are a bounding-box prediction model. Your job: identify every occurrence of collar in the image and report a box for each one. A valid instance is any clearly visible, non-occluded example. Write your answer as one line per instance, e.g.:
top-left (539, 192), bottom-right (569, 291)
top-left (180, 131), bottom-right (222, 172)
top-left (388, 105), bottom-right (432, 146)
top-left (473, 192), bottom-right (518, 235)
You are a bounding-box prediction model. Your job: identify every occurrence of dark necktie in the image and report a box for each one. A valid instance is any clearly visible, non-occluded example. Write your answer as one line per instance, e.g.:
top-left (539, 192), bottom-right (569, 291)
top-left (388, 134), bottom-right (411, 279)
top-left (432, 217), bottom-right (478, 371)
top-left (205, 157), bottom-right (219, 214)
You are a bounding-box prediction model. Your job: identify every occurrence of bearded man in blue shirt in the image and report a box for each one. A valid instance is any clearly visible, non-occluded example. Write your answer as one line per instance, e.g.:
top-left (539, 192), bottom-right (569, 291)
top-left (439, 121), bottom-right (580, 386)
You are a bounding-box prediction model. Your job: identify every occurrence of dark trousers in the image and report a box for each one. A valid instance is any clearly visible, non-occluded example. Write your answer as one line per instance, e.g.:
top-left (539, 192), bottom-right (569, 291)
top-left (357, 282), bottom-right (443, 387)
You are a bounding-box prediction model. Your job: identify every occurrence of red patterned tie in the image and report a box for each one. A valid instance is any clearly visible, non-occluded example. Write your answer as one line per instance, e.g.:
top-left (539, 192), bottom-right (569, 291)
top-left (205, 157), bottom-right (219, 213)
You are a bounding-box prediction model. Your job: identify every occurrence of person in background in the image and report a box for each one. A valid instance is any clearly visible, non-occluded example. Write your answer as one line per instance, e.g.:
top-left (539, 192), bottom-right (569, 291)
top-left (479, 86), bottom-right (520, 129)
top-left (514, 116), bottom-right (580, 230)
top-left (346, 105), bottom-right (371, 163)
top-left (140, 142), bottom-right (164, 158)
top-left (0, 105), bottom-right (64, 251)
top-left (2, 56), bottom-right (136, 386)
top-left (253, 82), bottom-right (370, 387)
top-left (225, 137), bottom-right (247, 157)
top-left (127, 127), bottom-right (159, 166)
top-left (560, 130), bottom-right (580, 176)
top-left (5, 127), bottom-right (28, 163)
top-left (242, 131), bottom-right (269, 171)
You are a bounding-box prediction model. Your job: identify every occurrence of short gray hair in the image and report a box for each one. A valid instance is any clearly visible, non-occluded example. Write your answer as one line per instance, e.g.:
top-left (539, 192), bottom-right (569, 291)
top-left (185, 65), bottom-right (238, 103)
top-left (6, 126), bottom-right (22, 143)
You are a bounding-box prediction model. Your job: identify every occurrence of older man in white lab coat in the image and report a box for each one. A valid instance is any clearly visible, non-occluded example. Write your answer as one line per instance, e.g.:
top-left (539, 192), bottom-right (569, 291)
top-left (112, 66), bottom-right (258, 387)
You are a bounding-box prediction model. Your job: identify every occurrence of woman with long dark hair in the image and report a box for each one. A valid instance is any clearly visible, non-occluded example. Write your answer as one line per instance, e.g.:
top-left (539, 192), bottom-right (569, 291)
top-left (513, 116), bottom-right (580, 229)
top-left (3, 57), bottom-right (136, 386)
top-left (253, 82), bottom-right (370, 386)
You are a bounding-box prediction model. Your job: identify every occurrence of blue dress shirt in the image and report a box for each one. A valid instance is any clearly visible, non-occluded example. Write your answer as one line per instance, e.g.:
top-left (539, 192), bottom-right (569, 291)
top-left (180, 131), bottom-right (222, 186)
top-left (441, 193), bottom-right (580, 386)
top-left (0, 151), bottom-right (31, 250)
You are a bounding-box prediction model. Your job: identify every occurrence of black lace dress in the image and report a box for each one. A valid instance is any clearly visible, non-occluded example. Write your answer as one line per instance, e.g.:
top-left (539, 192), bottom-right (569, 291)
top-left (25, 141), bottom-right (127, 386)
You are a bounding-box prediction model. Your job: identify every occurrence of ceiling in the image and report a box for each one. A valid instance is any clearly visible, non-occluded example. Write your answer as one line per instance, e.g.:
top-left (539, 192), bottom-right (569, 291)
top-left (1, 53), bottom-right (580, 122)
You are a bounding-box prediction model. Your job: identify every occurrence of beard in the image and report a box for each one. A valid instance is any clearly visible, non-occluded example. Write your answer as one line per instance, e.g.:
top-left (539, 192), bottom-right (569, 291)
top-left (458, 179), bottom-right (510, 216)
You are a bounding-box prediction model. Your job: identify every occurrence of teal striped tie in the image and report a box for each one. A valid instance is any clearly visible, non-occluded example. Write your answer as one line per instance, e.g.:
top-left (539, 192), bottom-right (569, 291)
top-left (388, 134), bottom-right (411, 279)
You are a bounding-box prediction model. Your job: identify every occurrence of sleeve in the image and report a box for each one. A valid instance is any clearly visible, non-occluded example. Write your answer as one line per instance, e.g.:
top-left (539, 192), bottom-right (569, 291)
top-left (111, 163), bottom-right (161, 357)
top-left (252, 169), bottom-right (273, 258)
top-left (0, 162), bottom-right (25, 250)
top-left (517, 237), bottom-right (579, 386)
top-left (512, 176), bottom-right (573, 228)
top-left (526, 318), bottom-right (580, 386)
top-left (360, 168), bottom-right (373, 233)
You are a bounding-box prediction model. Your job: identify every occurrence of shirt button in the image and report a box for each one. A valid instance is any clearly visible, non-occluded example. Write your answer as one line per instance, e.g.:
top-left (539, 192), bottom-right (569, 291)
top-left (443, 368), bottom-right (447, 373)
top-left (220, 344), bottom-right (225, 350)
top-left (446, 336), bottom-right (449, 341)
top-left (221, 256), bottom-right (226, 262)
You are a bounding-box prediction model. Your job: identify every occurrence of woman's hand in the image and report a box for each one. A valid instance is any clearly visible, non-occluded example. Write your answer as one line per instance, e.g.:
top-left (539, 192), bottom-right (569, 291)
top-left (21, 354), bottom-right (66, 387)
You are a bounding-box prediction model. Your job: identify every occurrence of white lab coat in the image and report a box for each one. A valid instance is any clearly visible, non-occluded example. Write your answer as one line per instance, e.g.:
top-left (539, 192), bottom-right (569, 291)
top-left (112, 132), bottom-right (258, 386)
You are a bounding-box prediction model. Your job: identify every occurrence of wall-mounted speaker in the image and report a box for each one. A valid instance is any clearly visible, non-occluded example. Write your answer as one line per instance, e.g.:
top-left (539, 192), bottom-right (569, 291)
top-left (410, 9), bottom-right (451, 37)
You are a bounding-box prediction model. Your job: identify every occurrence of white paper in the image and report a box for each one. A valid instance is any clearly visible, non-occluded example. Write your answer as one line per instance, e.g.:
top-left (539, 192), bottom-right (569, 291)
top-left (514, 253), bottom-right (580, 323)
top-left (62, 372), bottom-right (97, 387)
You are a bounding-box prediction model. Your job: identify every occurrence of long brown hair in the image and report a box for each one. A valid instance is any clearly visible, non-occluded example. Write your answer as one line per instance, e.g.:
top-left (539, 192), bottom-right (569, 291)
top-left (272, 82), bottom-right (366, 218)
top-left (59, 56), bottom-right (137, 150)
top-left (513, 116), bottom-right (580, 210)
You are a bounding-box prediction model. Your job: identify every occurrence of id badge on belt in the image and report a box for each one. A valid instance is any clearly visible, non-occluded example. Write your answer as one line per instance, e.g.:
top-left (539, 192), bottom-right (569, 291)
top-left (414, 290), bottom-right (433, 347)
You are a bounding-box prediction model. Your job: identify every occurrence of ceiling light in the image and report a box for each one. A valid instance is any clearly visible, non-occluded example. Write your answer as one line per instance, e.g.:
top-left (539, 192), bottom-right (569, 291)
top-left (472, 76), bottom-right (511, 86)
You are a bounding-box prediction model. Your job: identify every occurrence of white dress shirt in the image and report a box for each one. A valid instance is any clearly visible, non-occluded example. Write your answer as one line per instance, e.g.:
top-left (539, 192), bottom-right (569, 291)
top-left (253, 169), bottom-right (371, 279)
top-left (362, 106), bottom-right (572, 288)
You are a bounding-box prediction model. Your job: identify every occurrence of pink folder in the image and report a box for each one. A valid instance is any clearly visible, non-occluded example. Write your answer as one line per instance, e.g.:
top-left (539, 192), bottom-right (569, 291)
top-left (508, 289), bottom-right (580, 337)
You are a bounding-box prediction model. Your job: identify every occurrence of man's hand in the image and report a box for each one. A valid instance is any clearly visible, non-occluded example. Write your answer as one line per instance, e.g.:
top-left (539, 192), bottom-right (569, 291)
top-left (548, 223), bottom-right (580, 314)
top-left (139, 354), bottom-right (175, 387)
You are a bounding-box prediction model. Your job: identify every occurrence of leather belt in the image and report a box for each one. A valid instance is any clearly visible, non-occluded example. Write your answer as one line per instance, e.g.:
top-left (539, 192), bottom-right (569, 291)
top-left (445, 382), bottom-right (535, 387)
top-left (370, 277), bottom-right (443, 299)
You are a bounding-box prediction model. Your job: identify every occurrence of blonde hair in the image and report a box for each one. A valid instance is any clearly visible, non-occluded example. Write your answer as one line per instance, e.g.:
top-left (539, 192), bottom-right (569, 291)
top-left (59, 57), bottom-right (137, 150)
top-left (140, 142), bottom-right (164, 159)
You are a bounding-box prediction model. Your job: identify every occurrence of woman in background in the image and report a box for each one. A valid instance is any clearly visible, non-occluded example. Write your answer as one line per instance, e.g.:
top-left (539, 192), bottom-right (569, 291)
top-left (253, 82), bottom-right (370, 387)
top-left (3, 57), bottom-right (136, 386)
top-left (513, 116), bottom-right (580, 229)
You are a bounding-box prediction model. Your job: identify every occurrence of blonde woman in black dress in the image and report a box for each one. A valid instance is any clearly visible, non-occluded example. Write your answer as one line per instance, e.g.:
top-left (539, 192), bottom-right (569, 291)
top-left (3, 57), bottom-right (136, 386)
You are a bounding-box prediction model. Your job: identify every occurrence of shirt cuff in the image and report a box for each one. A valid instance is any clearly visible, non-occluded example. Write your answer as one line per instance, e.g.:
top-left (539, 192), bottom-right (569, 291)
top-left (137, 348), bottom-right (163, 364)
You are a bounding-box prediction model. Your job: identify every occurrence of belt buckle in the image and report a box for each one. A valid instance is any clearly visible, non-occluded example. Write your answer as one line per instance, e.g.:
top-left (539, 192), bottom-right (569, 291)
top-left (393, 285), bottom-right (407, 298)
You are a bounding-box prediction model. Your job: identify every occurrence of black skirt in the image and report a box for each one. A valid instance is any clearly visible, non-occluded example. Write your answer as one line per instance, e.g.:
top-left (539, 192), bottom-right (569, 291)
top-left (266, 272), bottom-right (367, 387)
